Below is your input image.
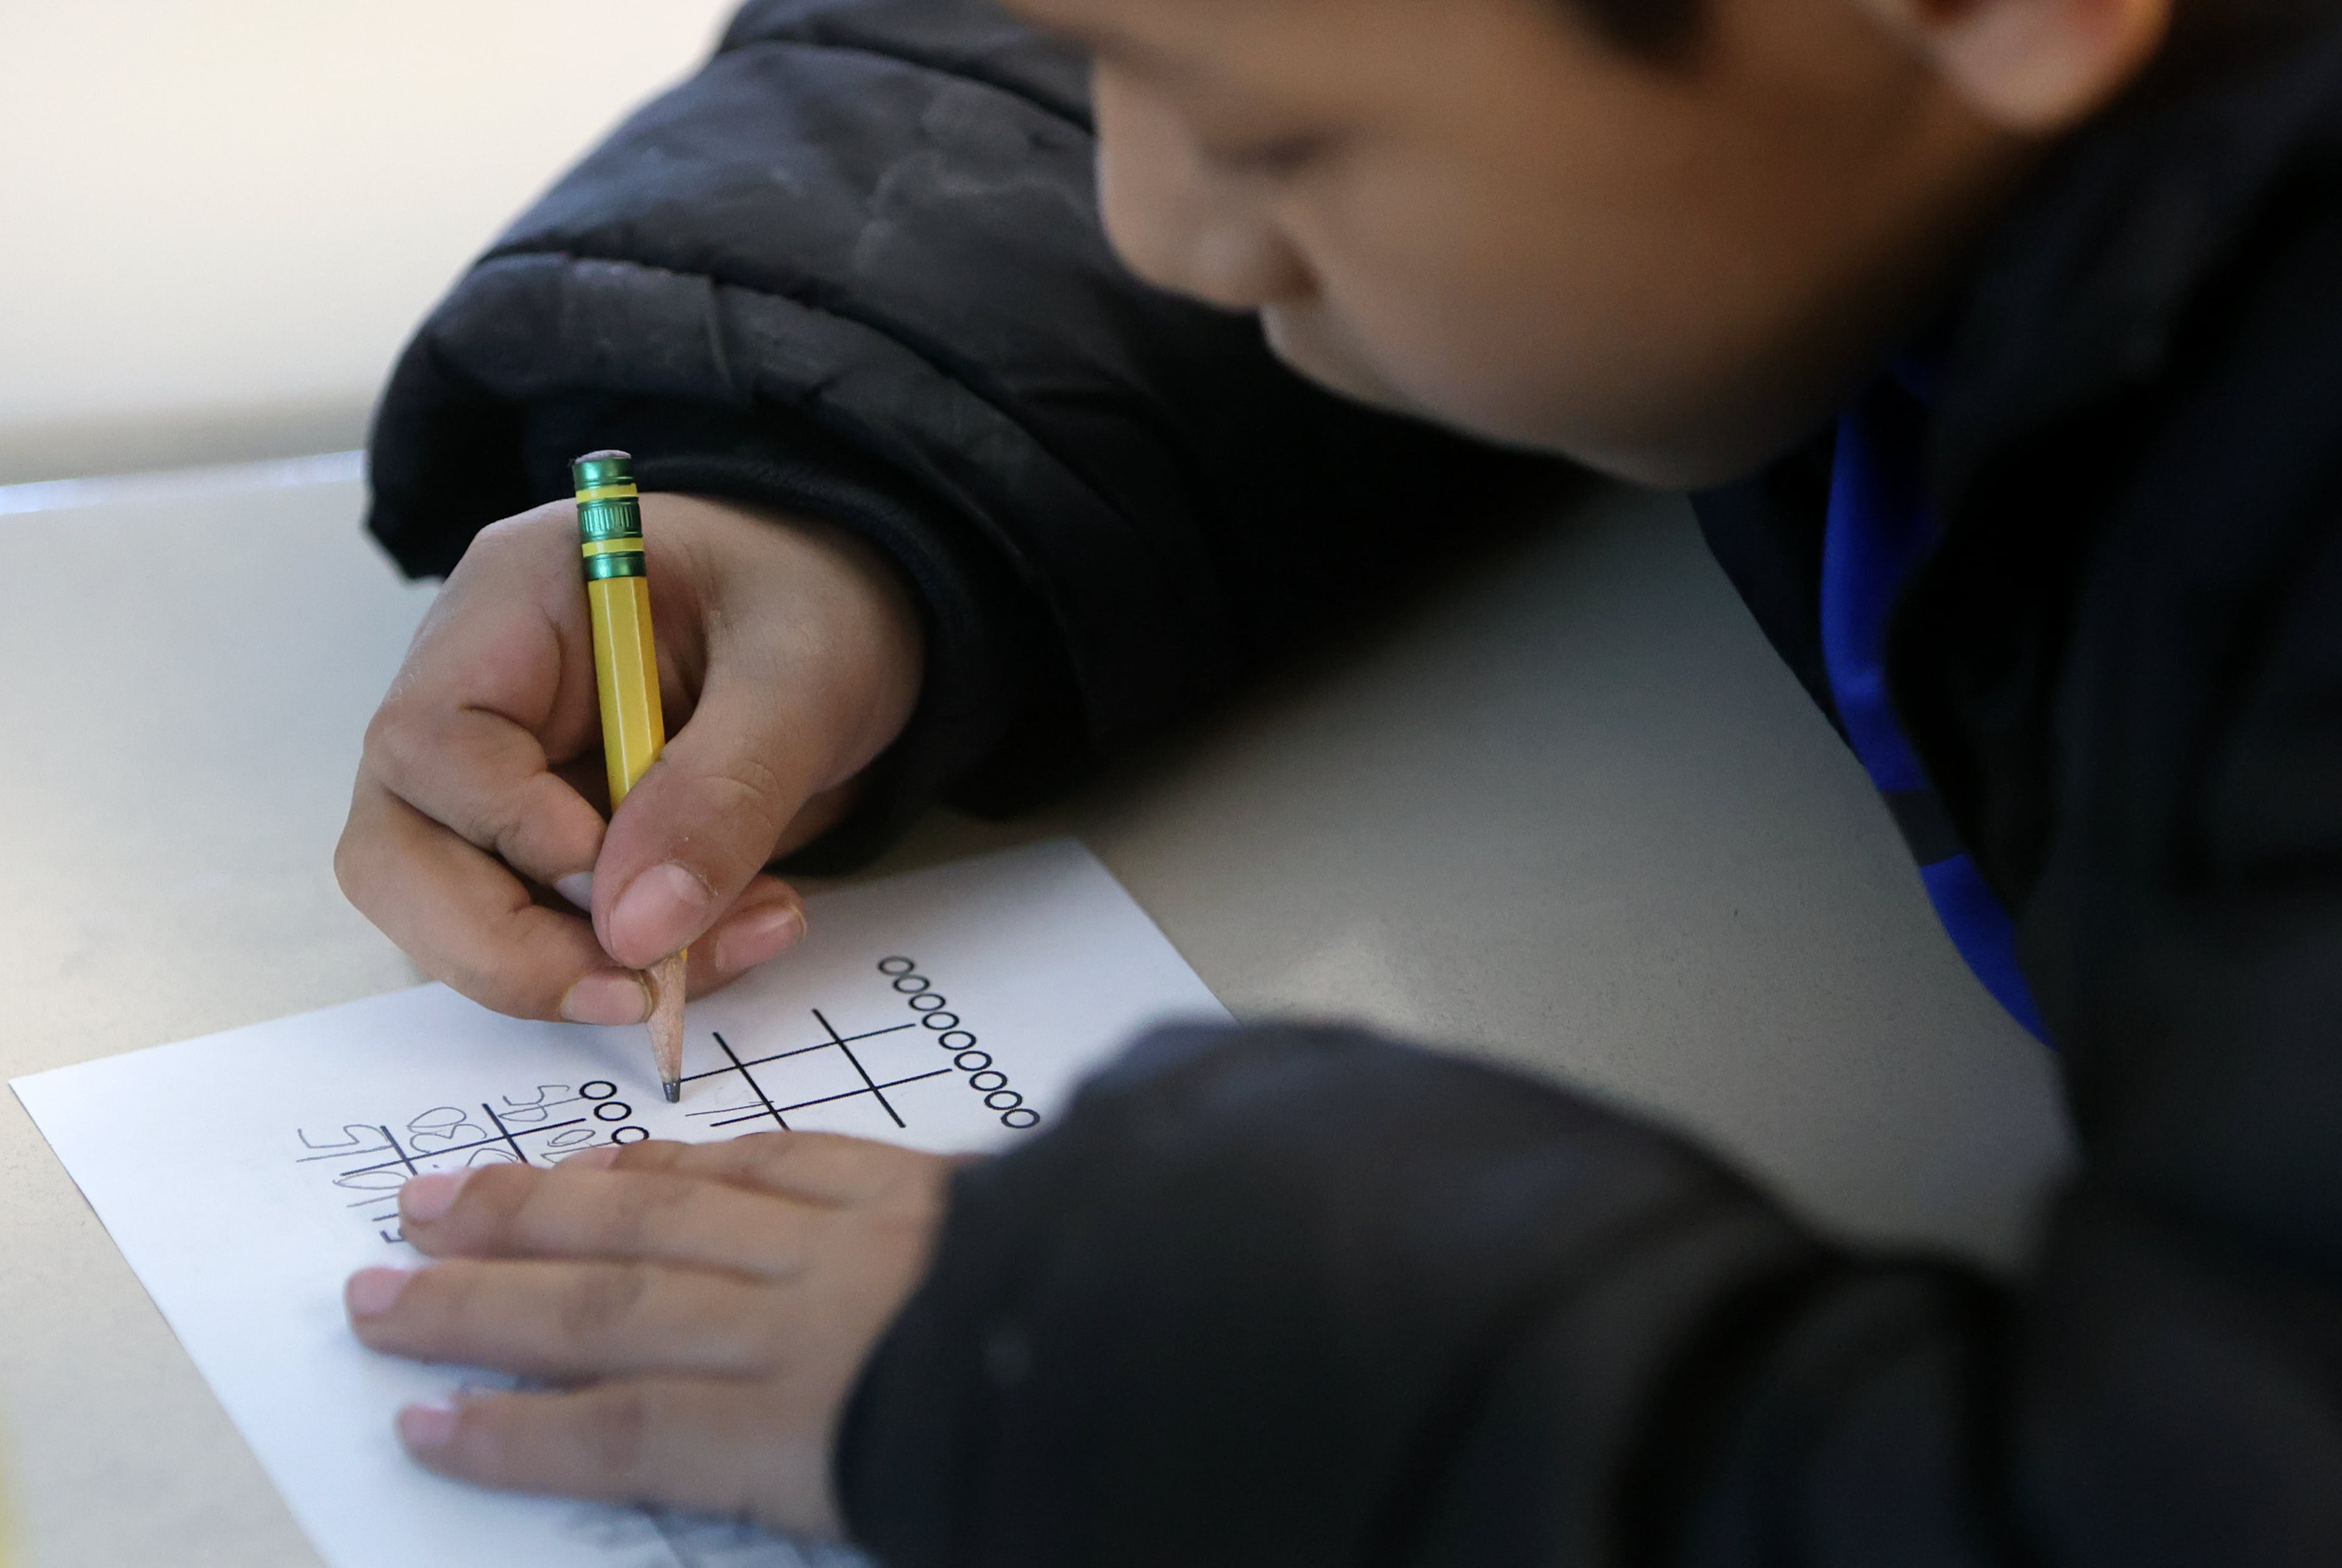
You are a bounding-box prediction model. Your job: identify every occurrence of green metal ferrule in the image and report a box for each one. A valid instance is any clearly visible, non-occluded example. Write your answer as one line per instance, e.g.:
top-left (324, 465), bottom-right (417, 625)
top-left (571, 449), bottom-right (643, 547)
top-left (569, 449), bottom-right (635, 494)
top-left (575, 496), bottom-right (643, 543)
top-left (583, 550), bottom-right (647, 582)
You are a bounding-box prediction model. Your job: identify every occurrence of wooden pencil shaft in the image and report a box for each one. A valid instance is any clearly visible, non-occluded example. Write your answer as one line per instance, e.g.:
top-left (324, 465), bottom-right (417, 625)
top-left (571, 450), bottom-right (687, 1101)
top-left (649, 952), bottom-right (687, 1100)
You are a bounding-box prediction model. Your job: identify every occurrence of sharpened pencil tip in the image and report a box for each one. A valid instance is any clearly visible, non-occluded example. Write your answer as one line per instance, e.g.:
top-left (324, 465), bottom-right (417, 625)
top-left (646, 951), bottom-right (687, 1109)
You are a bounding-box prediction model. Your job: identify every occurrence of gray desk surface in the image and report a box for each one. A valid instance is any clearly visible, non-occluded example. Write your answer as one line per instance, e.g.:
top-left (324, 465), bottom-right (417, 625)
top-left (0, 466), bottom-right (2071, 1567)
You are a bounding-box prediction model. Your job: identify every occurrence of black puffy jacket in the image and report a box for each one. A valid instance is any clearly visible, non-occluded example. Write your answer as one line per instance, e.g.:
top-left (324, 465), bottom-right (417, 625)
top-left (368, 2), bottom-right (2342, 1562)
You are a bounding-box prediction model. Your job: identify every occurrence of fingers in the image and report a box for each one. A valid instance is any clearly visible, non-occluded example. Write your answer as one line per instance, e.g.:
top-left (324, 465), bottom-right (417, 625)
top-left (393, 1380), bottom-right (838, 1534)
top-left (344, 494), bottom-right (920, 1016)
top-left (683, 873), bottom-right (808, 998)
top-left (338, 504), bottom-right (631, 1018)
top-left (602, 1131), bottom-right (941, 1208)
top-left (589, 499), bottom-right (923, 971)
top-left (371, 708), bottom-right (608, 898)
top-left (347, 1259), bottom-right (783, 1380)
top-left (398, 1160), bottom-right (818, 1278)
top-left (363, 507), bottom-right (608, 893)
top-left (591, 665), bottom-right (828, 969)
top-left (336, 780), bottom-right (643, 1024)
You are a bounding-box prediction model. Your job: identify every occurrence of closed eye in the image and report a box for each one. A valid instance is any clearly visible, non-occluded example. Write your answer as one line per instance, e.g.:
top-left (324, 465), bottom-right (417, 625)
top-left (1198, 130), bottom-right (1337, 179)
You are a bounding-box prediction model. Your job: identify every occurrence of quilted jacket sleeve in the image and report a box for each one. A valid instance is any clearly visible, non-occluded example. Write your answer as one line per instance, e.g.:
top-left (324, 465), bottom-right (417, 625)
top-left (363, 0), bottom-right (1547, 861)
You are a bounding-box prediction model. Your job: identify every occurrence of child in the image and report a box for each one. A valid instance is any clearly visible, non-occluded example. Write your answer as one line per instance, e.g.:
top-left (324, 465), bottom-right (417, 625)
top-left (336, 0), bottom-right (2342, 1559)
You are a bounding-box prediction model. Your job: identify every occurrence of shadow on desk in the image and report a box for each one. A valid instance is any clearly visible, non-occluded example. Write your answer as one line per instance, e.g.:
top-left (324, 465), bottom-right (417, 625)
top-left (867, 482), bottom-right (2073, 1271)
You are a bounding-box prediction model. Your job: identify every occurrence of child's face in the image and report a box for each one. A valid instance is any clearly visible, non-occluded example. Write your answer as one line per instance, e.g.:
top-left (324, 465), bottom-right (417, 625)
top-left (1006, 0), bottom-right (2037, 485)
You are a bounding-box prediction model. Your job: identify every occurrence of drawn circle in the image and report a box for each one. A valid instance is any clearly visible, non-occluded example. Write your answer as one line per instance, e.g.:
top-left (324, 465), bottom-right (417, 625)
top-left (594, 1101), bottom-right (633, 1122)
top-left (937, 1031), bottom-right (978, 1050)
top-left (877, 957), bottom-right (916, 975)
top-left (968, 1070), bottom-right (1008, 1093)
top-left (984, 1090), bottom-right (1023, 1111)
top-left (953, 1050), bottom-right (992, 1072)
top-left (1000, 1108), bottom-right (1041, 1130)
top-left (609, 1125), bottom-right (650, 1144)
top-left (580, 1081), bottom-right (618, 1100)
top-left (891, 975), bottom-right (931, 994)
top-left (908, 992), bottom-right (946, 1011)
top-left (920, 1013), bottom-right (959, 1031)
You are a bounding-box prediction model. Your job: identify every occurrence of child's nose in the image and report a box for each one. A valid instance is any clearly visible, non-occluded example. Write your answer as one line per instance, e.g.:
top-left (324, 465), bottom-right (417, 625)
top-left (1172, 210), bottom-right (1317, 315)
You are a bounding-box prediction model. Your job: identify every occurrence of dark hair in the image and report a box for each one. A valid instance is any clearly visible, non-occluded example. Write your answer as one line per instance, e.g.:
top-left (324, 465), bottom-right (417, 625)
top-left (1577, 0), bottom-right (1702, 57)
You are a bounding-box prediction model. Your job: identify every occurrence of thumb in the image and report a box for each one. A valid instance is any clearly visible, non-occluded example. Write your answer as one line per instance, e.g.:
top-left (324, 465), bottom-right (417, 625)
top-left (590, 674), bottom-right (823, 970)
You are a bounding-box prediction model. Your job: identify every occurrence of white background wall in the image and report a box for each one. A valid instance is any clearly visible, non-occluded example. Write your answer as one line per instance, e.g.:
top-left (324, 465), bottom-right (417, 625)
top-left (0, 1), bottom-right (744, 484)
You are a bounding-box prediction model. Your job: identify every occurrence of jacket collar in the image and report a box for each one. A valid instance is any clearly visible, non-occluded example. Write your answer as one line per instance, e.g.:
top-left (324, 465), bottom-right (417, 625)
top-left (1932, 7), bottom-right (2342, 511)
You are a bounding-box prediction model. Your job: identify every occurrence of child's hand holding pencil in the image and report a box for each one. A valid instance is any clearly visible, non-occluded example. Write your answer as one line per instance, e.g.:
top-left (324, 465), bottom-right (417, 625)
top-left (336, 491), bottom-right (924, 1033)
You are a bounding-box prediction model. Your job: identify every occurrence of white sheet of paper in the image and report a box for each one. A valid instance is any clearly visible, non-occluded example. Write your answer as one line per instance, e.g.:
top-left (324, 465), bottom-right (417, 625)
top-left (13, 839), bottom-right (1227, 1568)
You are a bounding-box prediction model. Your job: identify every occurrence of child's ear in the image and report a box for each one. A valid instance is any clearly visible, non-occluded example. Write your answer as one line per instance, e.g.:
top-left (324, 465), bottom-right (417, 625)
top-left (1849, 0), bottom-right (2172, 132)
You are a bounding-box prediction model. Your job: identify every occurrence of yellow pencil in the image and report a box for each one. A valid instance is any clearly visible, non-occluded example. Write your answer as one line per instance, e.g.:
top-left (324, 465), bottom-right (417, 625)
top-left (571, 451), bottom-right (686, 1102)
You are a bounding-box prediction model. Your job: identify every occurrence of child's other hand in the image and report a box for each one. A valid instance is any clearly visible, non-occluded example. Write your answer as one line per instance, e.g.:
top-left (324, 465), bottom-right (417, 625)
top-left (344, 1133), bottom-right (950, 1537)
top-left (338, 495), bottom-right (924, 1023)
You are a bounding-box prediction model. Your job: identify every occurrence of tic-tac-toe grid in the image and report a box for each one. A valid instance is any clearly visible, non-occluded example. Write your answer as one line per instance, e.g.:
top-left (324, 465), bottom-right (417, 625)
top-left (680, 1010), bottom-right (958, 1139)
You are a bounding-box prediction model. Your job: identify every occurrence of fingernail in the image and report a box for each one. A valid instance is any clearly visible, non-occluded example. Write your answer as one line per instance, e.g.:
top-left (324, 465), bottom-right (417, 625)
top-left (554, 872), bottom-right (594, 911)
top-left (346, 1267), bottom-right (415, 1317)
top-left (610, 861), bottom-right (714, 964)
top-left (397, 1402), bottom-right (458, 1450)
top-left (400, 1170), bottom-right (472, 1224)
top-left (713, 903), bottom-right (806, 975)
top-left (564, 1145), bottom-right (621, 1169)
top-left (561, 971), bottom-right (649, 1026)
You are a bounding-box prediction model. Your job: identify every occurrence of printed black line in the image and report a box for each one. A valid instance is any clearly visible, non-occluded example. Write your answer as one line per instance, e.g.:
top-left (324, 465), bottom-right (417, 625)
top-left (330, 1116), bottom-right (589, 1180)
top-left (680, 1037), bottom-right (835, 1084)
top-left (817, 1008), bottom-right (903, 1128)
top-left (677, 1021), bottom-right (922, 1085)
top-left (379, 1125), bottom-right (421, 1177)
top-left (481, 1103), bottom-right (532, 1165)
top-left (833, 1022), bottom-right (921, 1045)
top-left (704, 1067), bottom-right (952, 1131)
top-left (714, 1031), bottom-right (788, 1132)
top-left (707, 1084), bottom-right (875, 1129)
